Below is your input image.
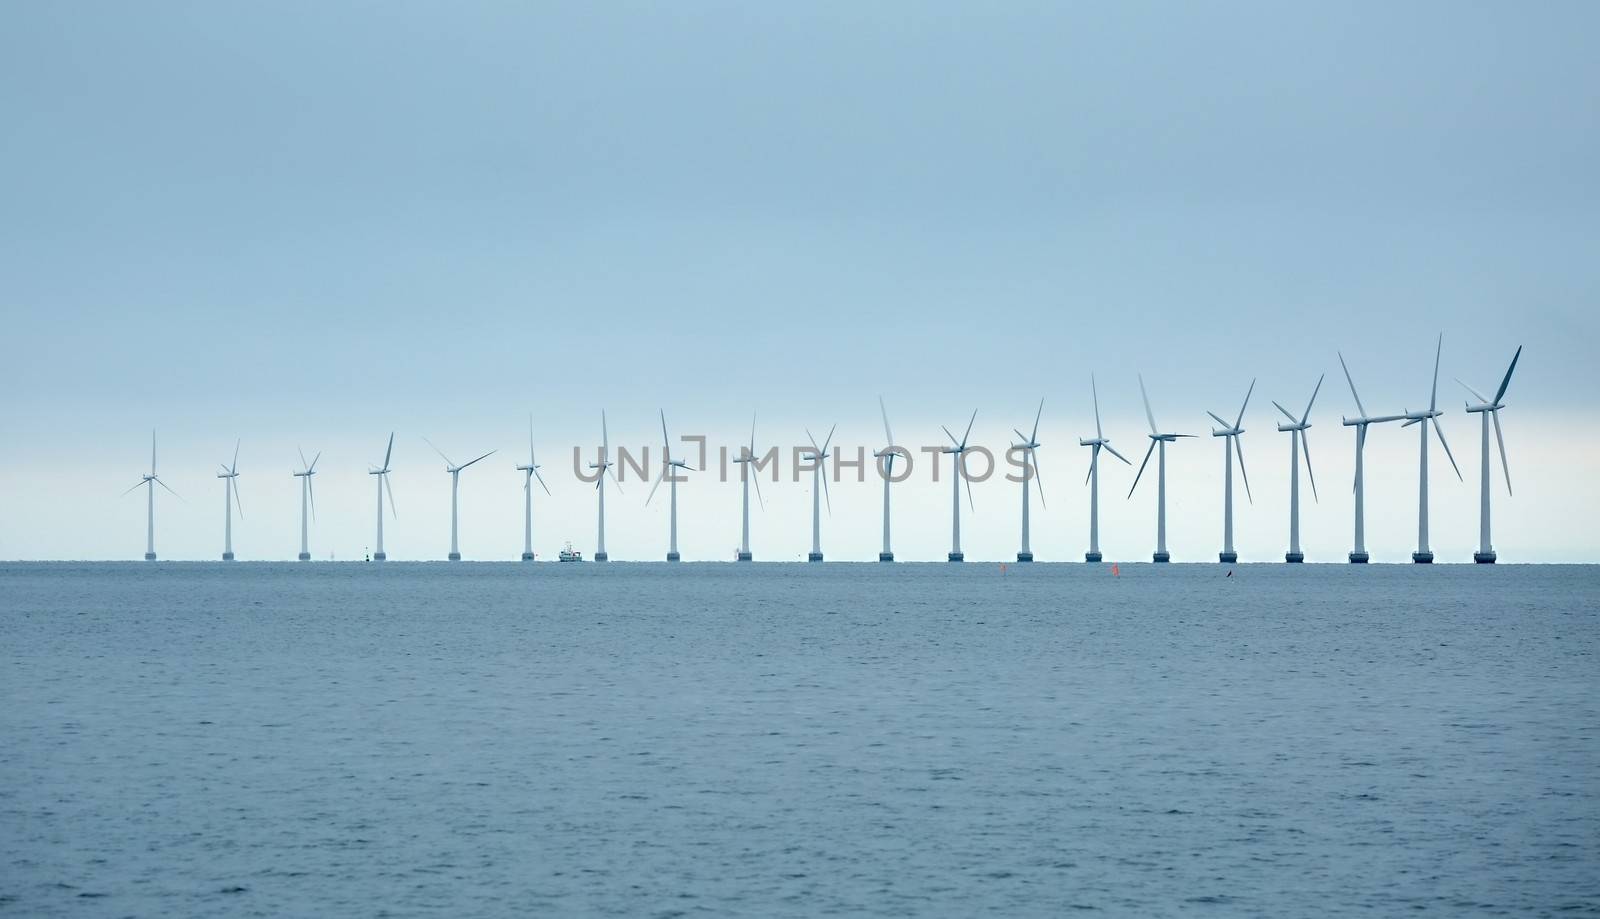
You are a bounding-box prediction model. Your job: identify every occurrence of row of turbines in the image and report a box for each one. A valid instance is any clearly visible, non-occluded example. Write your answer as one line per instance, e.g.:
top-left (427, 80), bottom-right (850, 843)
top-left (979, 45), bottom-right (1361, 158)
top-left (126, 338), bottom-right (1521, 564)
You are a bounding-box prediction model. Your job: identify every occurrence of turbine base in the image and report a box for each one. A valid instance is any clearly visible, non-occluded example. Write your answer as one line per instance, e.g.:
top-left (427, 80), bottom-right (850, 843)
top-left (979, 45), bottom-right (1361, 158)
top-left (144, 552), bottom-right (157, 561)
top-left (878, 552), bottom-right (894, 562)
top-left (736, 552), bottom-right (753, 562)
top-left (594, 552), bottom-right (609, 562)
top-left (447, 552), bottom-right (461, 561)
top-left (1218, 552), bottom-right (1237, 564)
top-left (1084, 552), bottom-right (1102, 563)
top-left (1152, 552), bottom-right (1170, 563)
top-left (808, 552), bottom-right (824, 562)
top-left (221, 552), bottom-right (234, 561)
top-left (520, 552), bottom-right (533, 561)
top-left (1016, 552), bottom-right (1033, 563)
top-left (374, 552), bottom-right (386, 561)
top-left (947, 552), bottom-right (964, 562)
top-left (297, 552), bottom-right (311, 561)
top-left (1348, 552), bottom-right (1369, 564)
top-left (1474, 552), bottom-right (1497, 564)
top-left (1285, 552), bottom-right (1304, 564)
top-left (1412, 551), bottom-right (1434, 564)
top-left (666, 552), bottom-right (680, 562)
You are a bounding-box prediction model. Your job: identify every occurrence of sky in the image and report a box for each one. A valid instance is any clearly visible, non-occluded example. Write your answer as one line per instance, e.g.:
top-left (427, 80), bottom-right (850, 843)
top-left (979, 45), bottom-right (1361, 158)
top-left (1, 1), bottom-right (1596, 562)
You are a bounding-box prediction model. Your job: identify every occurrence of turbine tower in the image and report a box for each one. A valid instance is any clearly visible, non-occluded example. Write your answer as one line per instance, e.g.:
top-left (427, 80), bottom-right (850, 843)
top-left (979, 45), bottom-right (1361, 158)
top-left (1207, 380), bottom-right (1254, 564)
top-left (1459, 345), bottom-right (1522, 563)
top-left (588, 412), bottom-right (621, 562)
top-left (293, 448), bottom-right (320, 561)
top-left (123, 430), bottom-right (177, 560)
top-left (732, 413), bottom-right (764, 562)
top-left (425, 438), bottom-right (495, 561)
top-left (1079, 375), bottom-right (1130, 562)
top-left (874, 397), bottom-right (902, 562)
top-left (801, 425), bottom-right (836, 562)
top-left (1127, 375), bottom-right (1193, 563)
top-left (514, 416), bottom-right (550, 562)
top-left (369, 433), bottom-right (397, 561)
top-left (1012, 399), bottom-right (1045, 562)
top-left (217, 441), bottom-right (242, 561)
top-left (1400, 334), bottom-right (1462, 563)
top-left (941, 410), bottom-right (977, 562)
top-left (1338, 353), bottom-right (1405, 563)
top-left (647, 410), bottom-right (691, 562)
top-left (1273, 375), bottom-right (1323, 563)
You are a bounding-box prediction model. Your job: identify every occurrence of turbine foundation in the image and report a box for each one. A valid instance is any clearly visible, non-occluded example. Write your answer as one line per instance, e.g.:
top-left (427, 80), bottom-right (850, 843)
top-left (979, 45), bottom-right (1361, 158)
top-left (297, 552), bottom-right (310, 561)
top-left (1285, 552), bottom-right (1304, 564)
top-left (447, 552), bottom-right (461, 561)
top-left (947, 552), bottom-right (964, 562)
top-left (144, 552), bottom-right (157, 561)
top-left (1348, 552), bottom-right (1369, 564)
top-left (808, 552), bottom-right (823, 562)
top-left (1152, 552), bottom-right (1170, 563)
top-left (594, 552), bottom-right (609, 562)
top-left (1016, 552), bottom-right (1033, 563)
top-left (736, 552), bottom-right (752, 562)
top-left (1084, 552), bottom-right (1102, 563)
top-left (666, 552), bottom-right (680, 562)
top-left (1474, 551), bottom-right (1497, 564)
top-left (1218, 552), bottom-right (1237, 564)
top-left (374, 552), bottom-right (387, 561)
top-left (222, 552), bottom-right (234, 561)
top-left (1412, 551), bottom-right (1434, 564)
top-left (519, 552), bottom-right (533, 562)
top-left (878, 552), bottom-right (894, 562)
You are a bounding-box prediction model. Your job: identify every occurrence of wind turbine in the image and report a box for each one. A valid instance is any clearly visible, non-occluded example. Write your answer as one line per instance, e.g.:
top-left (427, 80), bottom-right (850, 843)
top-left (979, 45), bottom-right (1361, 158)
top-left (218, 441), bottom-right (242, 560)
top-left (1401, 334), bottom-right (1461, 563)
top-left (1460, 345), bottom-right (1522, 563)
top-left (123, 430), bottom-right (178, 560)
top-left (1338, 352), bottom-right (1405, 563)
top-left (425, 438), bottom-right (495, 561)
top-left (874, 397), bottom-right (901, 562)
top-left (1079, 375), bottom-right (1130, 562)
top-left (801, 425), bottom-right (836, 562)
top-left (647, 410), bottom-right (691, 562)
top-left (514, 416), bottom-right (550, 562)
top-left (1012, 399), bottom-right (1045, 562)
top-left (1273, 375), bottom-right (1323, 563)
top-left (1207, 380), bottom-right (1254, 564)
top-left (732, 413), bottom-right (764, 562)
top-left (293, 448), bottom-right (320, 561)
top-left (1127, 375), bottom-right (1193, 563)
top-left (588, 411), bottom-right (621, 562)
top-left (942, 410), bottom-right (977, 562)
top-left (369, 433), bottom-right (397, 561)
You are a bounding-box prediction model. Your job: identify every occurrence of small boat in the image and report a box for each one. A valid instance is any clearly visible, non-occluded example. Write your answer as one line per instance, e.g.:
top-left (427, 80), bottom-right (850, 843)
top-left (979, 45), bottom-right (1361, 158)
top-left (558, 542), bottom-right (583, 562)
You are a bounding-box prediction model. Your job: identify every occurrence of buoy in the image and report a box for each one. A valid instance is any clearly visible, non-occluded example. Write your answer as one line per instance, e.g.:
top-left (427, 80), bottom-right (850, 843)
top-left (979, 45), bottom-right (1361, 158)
top-left (1111, 563), bottom-right (1120, 577)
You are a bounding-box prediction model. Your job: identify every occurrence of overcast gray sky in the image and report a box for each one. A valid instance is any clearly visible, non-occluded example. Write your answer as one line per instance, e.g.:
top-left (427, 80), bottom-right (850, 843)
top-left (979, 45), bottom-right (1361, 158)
top-left (2, 1), bottom-right (1596, 561)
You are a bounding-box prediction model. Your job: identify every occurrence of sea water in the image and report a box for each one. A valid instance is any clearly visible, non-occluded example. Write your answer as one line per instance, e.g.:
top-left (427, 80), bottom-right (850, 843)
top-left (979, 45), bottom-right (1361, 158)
top-left (2, 562), bottom-right (1596, 916)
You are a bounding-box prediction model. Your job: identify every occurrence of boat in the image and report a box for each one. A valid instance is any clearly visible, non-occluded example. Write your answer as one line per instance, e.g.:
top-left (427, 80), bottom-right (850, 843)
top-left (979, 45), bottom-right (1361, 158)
top-left (558, 542), bottom-right (583, 562)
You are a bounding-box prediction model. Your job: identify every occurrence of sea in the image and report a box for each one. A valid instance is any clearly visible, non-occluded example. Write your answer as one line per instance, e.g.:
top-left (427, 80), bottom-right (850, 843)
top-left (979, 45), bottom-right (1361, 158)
top-left (2, 561), bottom-right (1596, 917)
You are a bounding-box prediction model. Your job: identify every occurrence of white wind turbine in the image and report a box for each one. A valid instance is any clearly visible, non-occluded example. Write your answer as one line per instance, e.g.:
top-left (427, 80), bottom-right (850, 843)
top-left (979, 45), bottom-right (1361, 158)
top-left (1401, 334), bottom-right (1461, 563)
top-left (123, 430), bottom-right (178, 561)
top-left (1273, 375), bottom-right (1323, 563)
top-left (1207, 380), bottom-right (1254, 564)
top-left (1012, 399), bottom-right (1045, 562)
top-left (293, 448), bottom-right (320, 561)
top-left (424, 438), bottom-right (495, 561)
top-left (732, 413), bottom-right (764, 562)
top-left (873, 397), bottom-right (903, 562)
top-left (369, 433), bottom-right (397, 561)
top-left (218, 440), bottom-right (242, 561)
top-left (514, 417), bottom-right (550, 562)
top-left (647, 410), bottom-right (691, 562)
top-left (942, 410), bottom-right (978, 562)
top-left (1338, 353), bottom-right (1405, 563)
top-left (1127, 375), bottom-right (1194, 563)
top-left (1459, 345), bottom-right (1522, 564)
top-left (802, 425), bottom-right (836, 562)
top-left (588, 411), bottom-right (621, 562)
top-left (1079, 375), bottom-right (1130, 562)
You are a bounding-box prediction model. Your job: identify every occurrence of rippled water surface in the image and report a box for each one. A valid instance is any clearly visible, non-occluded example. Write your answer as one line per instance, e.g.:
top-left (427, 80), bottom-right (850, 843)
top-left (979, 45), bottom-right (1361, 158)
top-left (2, 562), bottom-right (1597, 916)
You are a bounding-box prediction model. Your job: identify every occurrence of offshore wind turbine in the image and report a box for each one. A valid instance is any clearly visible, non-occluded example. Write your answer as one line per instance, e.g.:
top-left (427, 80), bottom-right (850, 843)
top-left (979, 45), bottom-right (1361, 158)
top-left (1400, 334), bottom-right (1462, 563)
top-left (732, 413), bottom-right (764, 561)
top-left (1459, 345), bottom-right (1522, 563)
top-left (1273, 375), bottom-right (1323, 563)
top-left (217, 441), bottom-right (242, 560)
top-left (1338, 353), bottom-right (1405, 563)
top-left (1012, 399), bottom-right (1045, 562)
top-left (292, 448), bottom-right (320, 561)
top-left (1127, 375), bottom-right (1194, 563)
top-left (369, 433), bottom-right (397, 561)
top-left (1079, 375), bottom-right (1130, 562)
top-left (874, 397), bottom-right (901, 562)
top-left (942, 410), bottom-right (977, 562)
top-left (123, 430), bottom-right (178, 560)
top-left (647, 410), bottom-right (691, 562)
top-left (801, 425), bottom-right (836, 562)
top-left (425, 438), bottom-right (495, 561)
top-left (514, 417), bottom-right (550, 562)
top-left (588, 412), bottom-right (621, 562)
top-left (1207, 380), bottom-right (1254, 564)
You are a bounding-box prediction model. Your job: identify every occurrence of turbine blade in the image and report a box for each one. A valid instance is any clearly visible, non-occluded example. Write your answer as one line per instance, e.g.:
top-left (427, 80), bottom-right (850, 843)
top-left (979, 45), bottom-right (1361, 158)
top-left (1492, 409), bottom-right (1511, 496)
top-left (1128, 440), bottom-right (1156, 497)
top-left (751, 458), bottom-right (766, 510)
top-left (233, 478), bottom-right (244, 519)
top-left (1430, 333), bottom-right (1443, 413)
top-left (1031, 447), bottom-right (1045, 508)
top-left (385, 472), bottom-right (398, 517)
top-left (1138, 374), bottom-right (1157, 434)
top-left (960, 410), bottom-right (976, 450)
top-left (1104, 443), bottom-right (1131, 465)
top-left (1271, 400), bottom-right (1296, 424)
top-left (942, 425), bottom-right (959, 448)
top-left (156, 477), bottom-right (182, 501)
top-left (422, 437), bottom-right (453, 467)
top-left (1457, 378), bottom-right (1490, 404)
top-left (1206, 411), bottom-right (1230, 429)
top-left (151, 430), bottom-right (157, 476)
top-left (1235, 378), bottom-right (1255, 429)
top-left (459, 450), bottom-right (495, 470)
top-left (607, 463), bottom-right (624, 494)
top-left (528, 415), bottom-right (535, 465)
top-left (308, 476), bottom-right (316, 521)
top-left (298, 446), bottom-right (309, 471)
top-left (645, 465), bottom-right (666, 506)
top-left (1494, 345), bottom-right (1522, 405)
top-left (309, 451), bottom-right (321, 474)
top-left (1432, 416), bottom-right (1462, 480)
top-left (822, 423), bottom-right (837, 456)
top-left (384, 431), bottom-right (395, 470)
top-left (1301, 430), bottom-right (1317, 501)
top-left (749, 411), bottom-right (757, 454)
top-left (1235, 436), bottom-right (1252, 504)
top-left (601, 410), bottom-right (609, 454)
top-left (121, 479), bottom-right (145, 497)
top-left (1338, 352), bottom-right (1368, 418)
top-left (231, 439), bottom-right (240, 475)
top-left (820, 461), bottom-right (832, 515)
top-left (1030, 397), bottom-right (1044, 443)
top-left (1092, 373), bottom-right (1104, 440)
top-left (1084, 447), bottom-right (1096, 485)
top-left (879, 395), bottom-right (895, 447)
top-left (1302, 374), bottom-right (1324, 425)
top-left (533, 466), bottom-right (552, 497)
